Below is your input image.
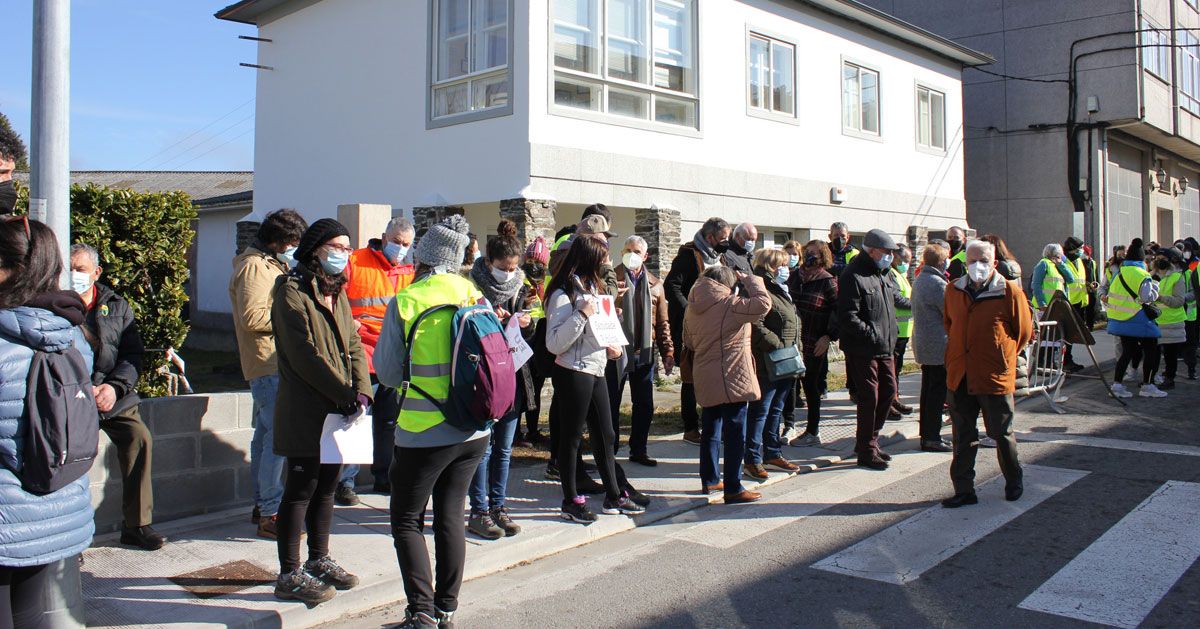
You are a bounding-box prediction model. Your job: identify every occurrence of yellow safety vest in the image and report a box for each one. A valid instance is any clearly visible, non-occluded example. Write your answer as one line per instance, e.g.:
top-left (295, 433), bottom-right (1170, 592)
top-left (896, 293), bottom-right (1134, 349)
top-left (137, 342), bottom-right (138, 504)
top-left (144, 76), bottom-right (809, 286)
top-left (1186, 267), bottom-right (1198, 322)
top-left (1065, 256), bottom-right (1089, 307)
top-left (1159, 272), bottom-right (1187, 325)
top-left (1106, 265), bottom-right (1150, 322)
top-left (544, 232), bottom-right (573, 293)
top-left (1033, 258), bottom-right (1065, 307)
top-left (394, 273), bottom-right (483, 433)
top-left (889, 267), bottom-right (912, 338)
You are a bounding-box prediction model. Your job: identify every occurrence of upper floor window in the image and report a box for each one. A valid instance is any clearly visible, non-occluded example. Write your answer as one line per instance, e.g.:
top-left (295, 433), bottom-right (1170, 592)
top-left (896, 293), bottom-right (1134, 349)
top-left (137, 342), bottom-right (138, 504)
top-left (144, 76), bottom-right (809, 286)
top-left (1188, 0), bottom-right (1199, 12)
top-left (747, 32), bottom-right (796, 118)
top-left (1181, 31), bottom-right (1200, 115)
top-left (1141, 18), bottom-right (1170, 81)
top-left (842, 61), bottom-right (880, 136)
top-left (552, 0), bottom-right (699, 129)
top-left (430, 0), bottom-right (512, 126)
top-left (916, 85), bottom-right (946, 151)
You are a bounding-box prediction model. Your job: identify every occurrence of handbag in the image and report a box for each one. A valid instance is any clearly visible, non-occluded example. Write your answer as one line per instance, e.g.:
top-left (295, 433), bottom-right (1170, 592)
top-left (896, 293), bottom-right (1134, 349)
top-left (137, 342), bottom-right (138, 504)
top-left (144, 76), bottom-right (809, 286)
top-left (1117, 272), bottom-right (1160, 320)
top-left (764, 345), bottom-right (806, 382)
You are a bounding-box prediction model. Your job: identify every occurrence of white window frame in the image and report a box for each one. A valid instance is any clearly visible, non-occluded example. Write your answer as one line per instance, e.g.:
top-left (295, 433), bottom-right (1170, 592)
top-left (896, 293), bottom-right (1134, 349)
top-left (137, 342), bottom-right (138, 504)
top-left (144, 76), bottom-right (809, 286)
top-left (841, 58), bottom-right (881, 140)
top-left (1187, 0), bottom-right (1199, 12)
top-left (1141, 18), bottom-right (1171, 82)
top-left (549, 0), bottom-right (701, 135)
top-left (427, 0), bottom-right (515, 129)
top-left (915, 83), bottom-right (947, 153)
top-left (745, 28), bottom-right (798, 124)
top-left (1181, 31), bottom-right (1200, 116)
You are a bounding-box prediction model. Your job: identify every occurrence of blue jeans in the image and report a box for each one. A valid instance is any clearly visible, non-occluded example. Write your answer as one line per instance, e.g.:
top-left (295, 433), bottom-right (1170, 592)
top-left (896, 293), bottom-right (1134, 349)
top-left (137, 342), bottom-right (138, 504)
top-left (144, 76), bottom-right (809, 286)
top-left (745, 379), bottom-right (792, 465)
top-left (700, 402), bottom-right (748, 494)
top-left (249, 375), bottom-right (285, 516)
top-left (468, 413), bottom-right (519, 512)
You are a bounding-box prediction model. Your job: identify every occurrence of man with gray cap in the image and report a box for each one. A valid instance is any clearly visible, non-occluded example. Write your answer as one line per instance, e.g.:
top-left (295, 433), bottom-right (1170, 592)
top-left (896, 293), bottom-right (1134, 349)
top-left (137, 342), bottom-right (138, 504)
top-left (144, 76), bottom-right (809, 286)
top-left (836, 228), bottom-right (900, 470)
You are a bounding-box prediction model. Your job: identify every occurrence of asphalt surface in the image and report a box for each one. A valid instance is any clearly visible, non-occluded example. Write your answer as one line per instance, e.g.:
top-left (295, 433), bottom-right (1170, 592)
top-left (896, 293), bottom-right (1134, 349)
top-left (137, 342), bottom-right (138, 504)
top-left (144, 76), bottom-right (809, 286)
top-left (333, 337), bottom-right (1200, 629)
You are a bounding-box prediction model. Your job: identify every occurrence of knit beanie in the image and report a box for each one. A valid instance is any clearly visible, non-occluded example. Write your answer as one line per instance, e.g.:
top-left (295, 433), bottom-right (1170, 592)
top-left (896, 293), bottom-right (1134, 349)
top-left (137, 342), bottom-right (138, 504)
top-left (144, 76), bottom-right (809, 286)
top-left (415, 214), bottom-right (471, 272)
top-left (295, 218), bottom-right (350, 264)
top-left (1063, 236), bottom-right (1084, 252)
top-left (526, 235), bottom-right (550, 265)
top-left (1126, 238), bottom-right (1146, 262)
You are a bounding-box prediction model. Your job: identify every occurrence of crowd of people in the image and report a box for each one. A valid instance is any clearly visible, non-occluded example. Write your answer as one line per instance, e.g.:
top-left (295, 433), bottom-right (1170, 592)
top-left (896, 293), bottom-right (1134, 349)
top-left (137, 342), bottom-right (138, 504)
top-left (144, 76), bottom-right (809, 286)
top-left (2, 160), bottom-right (1198, 625)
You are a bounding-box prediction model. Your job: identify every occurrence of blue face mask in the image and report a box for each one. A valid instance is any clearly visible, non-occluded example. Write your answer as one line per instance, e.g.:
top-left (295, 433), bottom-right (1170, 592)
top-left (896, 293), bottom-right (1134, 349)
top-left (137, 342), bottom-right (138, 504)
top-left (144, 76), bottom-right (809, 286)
top-left (321, 249), bottom-right (350, 275)
top-left (775, 266), bottom-right (790, 285)
top-left (876, 253), bottom-right (893, 270)
top-left (788, 254), bottom-right (799, 269)
top-left (895, 262), bottom-right (909, 275)
top-left (71, 271), bottom-right (94, 295)
top-left (383, 241), bottom-right (407, 264)
top-left (276, 246), bottom-right (298, 267)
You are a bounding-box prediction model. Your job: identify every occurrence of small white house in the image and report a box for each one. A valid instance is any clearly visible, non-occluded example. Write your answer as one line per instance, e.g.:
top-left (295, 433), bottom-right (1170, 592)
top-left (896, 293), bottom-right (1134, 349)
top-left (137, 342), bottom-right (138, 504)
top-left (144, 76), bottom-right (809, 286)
top-left (215, 0), bottom-right (990, 279)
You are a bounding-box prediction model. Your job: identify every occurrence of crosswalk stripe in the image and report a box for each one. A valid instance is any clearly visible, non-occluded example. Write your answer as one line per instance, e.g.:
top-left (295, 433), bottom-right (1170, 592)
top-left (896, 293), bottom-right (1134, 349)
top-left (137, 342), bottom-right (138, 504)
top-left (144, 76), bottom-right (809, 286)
top-left (811, 464), bottom-right (1089, 584)
top-left (1017, 431), bottom-right (1200, 458)
top-left (658, 452), bottom-right (949, 549)
top-left (1018, 480), bottom-right (1200, 628)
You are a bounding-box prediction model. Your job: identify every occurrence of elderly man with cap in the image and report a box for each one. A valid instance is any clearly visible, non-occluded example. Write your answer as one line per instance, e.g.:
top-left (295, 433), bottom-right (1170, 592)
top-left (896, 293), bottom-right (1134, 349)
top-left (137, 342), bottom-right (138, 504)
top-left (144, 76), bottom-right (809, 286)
top-left (836, 228), bottom-right (901, 470)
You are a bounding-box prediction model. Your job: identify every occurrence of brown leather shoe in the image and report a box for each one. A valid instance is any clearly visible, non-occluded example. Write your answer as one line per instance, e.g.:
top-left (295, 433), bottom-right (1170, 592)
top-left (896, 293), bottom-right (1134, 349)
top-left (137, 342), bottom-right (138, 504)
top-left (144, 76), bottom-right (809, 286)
top-left (764, 457), bottom-right (800, 472)
top-left (682, 430), bottom-right (702, 445)
top-left (257, 514), bottom-right (279, 540)
top-left (743, 463), bottom-right (769, 481)
top-left (702, 482), bottom-right (724, 494)
top-left (724, 490), bottom-right (762, 504)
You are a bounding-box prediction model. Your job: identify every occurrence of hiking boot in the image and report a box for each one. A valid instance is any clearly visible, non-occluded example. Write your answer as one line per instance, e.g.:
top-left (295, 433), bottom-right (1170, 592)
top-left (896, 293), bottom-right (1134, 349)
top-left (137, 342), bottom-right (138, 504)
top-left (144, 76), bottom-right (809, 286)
top-left (601, 495), bottom-right (646, 516)
top-left (743, 463), bottom-right (769, 481)
top-left (304, 555), bottom-right (359, 590)
top-left (576, 475), bottom-right (606, 495)
top-left (764, 457), bottom-right (800, 472)
top-left (467, 510), bottom-right (504, 540)
top-left (682, 430), bottom-right (702, 445)
top-left (251, 505), bottom-right (261, 524)
top-left (856, 455), bottom-right (889, 471)
top-left (724, 490), bottom-right (762, 504)
top-left (941, 493), bottom-right (978, 509)
top-left (792, 432), bottom-right (821, 447)
top-left (560, 497), bottom-right (597, 524)
top-left (274, 568), bottom-right (335, 606)
top-left (120, 526), bottom-right (166, 551)
top-left (490, 506), bottom-right (521, 537)
top-left (334, 485), bottom-right (360, 506)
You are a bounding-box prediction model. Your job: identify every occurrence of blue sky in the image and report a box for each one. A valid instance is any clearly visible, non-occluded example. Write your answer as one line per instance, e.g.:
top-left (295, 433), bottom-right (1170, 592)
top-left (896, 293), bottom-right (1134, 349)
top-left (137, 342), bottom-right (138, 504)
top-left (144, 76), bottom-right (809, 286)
top-left (1, 1), bottom-right (256, 171)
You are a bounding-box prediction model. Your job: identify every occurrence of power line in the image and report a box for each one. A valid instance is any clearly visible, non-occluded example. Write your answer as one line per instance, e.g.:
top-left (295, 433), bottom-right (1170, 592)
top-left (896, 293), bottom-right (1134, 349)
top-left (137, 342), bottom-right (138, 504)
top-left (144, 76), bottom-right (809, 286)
top-left (173, 127), bottom-right (255, 170)
top-left (132, 98), bottom-right (254, 169)
top-left (967, 66), bottom-right (1069, 84)
top-left (152, 112), bottom-right (255, 171)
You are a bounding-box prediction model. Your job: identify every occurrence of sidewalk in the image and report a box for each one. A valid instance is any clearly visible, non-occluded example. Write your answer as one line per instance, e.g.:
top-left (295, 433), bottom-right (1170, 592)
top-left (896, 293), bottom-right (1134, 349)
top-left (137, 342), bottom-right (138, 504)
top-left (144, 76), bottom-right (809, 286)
top-left (81, 373), bottom-right (929, 628)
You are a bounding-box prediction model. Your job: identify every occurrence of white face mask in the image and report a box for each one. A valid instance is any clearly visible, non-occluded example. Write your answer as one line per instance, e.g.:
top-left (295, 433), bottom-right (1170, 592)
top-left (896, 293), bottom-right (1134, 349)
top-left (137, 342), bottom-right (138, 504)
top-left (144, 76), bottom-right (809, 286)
top-left (491, 266), bottom-right (516, 283)
top-left (71, 271), bottom-right (95, 295)
top-left (968, 260), bottom-right (992, 283)
top-left (622, 251), bottom-right (644, 271)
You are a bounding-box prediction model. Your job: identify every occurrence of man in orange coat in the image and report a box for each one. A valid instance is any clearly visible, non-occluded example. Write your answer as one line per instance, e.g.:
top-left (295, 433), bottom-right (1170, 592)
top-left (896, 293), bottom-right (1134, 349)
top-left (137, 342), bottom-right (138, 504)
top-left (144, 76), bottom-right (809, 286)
top-left (942, 239), bottom-right (1034, 509)
top-left (340, 216), bottom-right (416, 501)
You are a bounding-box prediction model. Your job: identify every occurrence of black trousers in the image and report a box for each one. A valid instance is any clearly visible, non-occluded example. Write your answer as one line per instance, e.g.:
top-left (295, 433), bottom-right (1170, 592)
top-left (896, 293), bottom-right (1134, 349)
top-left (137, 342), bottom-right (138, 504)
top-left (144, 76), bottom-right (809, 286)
top-left (370, 382), bottom-right (402, 482)
top-left (607, 359), bottom-right (654, 456)
top-left (1162, 343), bottom-right (1183, 380)
top-left (523, 371), bottom-right (547, 435)
top-left (681, 382), bottom-right (700, 433)
top-left (552, 366), bottom-right (622, 501)
top-left (948, 381), bottom-right (1021, 495)
top-left (1115, 336), bottom-right (1159, 384)
top-left (277, 458), bottom-right (342, 574)
top-left (1065, 303), bottom-right (1087, 364)
top-left (0, 563), bottom-right (51, 629)
top-left (892, 337), bottom-right (910, 404)
top-left (918, 365), bottom-right (947, 442)
top-left (389, 438), bottom-right (487, 616)
top-left (1185, 320), bottom-right (1199, 375)
top-left (801, 352), bottom-right (828, 436)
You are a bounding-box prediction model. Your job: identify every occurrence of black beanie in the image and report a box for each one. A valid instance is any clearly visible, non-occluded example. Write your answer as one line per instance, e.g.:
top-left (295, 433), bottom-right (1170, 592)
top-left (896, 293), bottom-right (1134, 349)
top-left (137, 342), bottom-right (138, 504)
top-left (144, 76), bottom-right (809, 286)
top-left (295, 218), bottom-right (350, 264)
top-left (1126, 238), bottom-right (1146, 262)
top-left (1063, 236), bottom-right (1084, 252)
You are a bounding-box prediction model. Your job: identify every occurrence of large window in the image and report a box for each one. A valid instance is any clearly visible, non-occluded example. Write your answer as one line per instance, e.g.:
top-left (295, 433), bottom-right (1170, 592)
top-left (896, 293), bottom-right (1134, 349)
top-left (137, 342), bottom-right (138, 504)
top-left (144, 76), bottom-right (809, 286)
top-left (1141, 18), bottom-right (1170, 80)
top-left (552, 0), bottom-right (699, 129)
top-left (842, 61), bottom-right (880, 136)
top-left (916, 85), bottom-right (946, 151)
top-left (747, 32), bottom-right (796, 117)
top-left (430, 0), bottom-right (511, 124)
top-left (1181, 31), bottom-right (1200, 115)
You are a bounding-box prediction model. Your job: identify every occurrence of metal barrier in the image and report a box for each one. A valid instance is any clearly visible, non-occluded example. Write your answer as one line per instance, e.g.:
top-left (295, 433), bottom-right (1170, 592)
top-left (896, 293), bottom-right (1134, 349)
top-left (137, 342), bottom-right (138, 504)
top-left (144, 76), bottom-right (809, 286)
top-left (1021, 319), bottom-right (1069, 413)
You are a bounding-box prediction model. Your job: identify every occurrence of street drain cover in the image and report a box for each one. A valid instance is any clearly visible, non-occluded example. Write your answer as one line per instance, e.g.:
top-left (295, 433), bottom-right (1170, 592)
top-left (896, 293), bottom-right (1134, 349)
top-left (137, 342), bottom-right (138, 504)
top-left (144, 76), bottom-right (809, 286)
top-left (169, 560), bottom-right (275, 599)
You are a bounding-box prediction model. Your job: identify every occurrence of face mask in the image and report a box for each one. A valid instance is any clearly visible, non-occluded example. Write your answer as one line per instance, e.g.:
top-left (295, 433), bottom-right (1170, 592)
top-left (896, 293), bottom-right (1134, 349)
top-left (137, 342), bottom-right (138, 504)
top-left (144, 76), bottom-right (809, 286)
top-left (1155, 259), bottom-right (1172, 271)
top-left (895, 263), bottom-right (910, 275)
top-left (831, 237), bottom-right (846, 251)
top-left (491, 266), bottom-right (516, 283)
top-left (713, 240), bottom-right (731, 254)
top-left (788, 254), bottom-right (799, 269)
top-left (947, 239), bottom-right (963, 253)
top-left (804, 254), bottom-right (819, 267)
top-left (875, 253), bottom-right (893, 270)
top-left (71, 271), bottom-right (94, 295)
top-left (968, 260), bottom-right (991, 283)
top-left (276, 246), bottom-right (298, 266)
top-left (383, 241), bottom-right (408, 264)
top-left (473, 250), bottom-right (483, 262)
top-left (0, 180), bottom-right (16, 215)
top-left (320, 249), bottom-right (350, 275)
top-left (622, 251), bottom-right (644, 270)
top-left (775, 266), bottom-right (790, 285)
top-left (1066, 250), bottom-right (1080, 261)
top-left (1186, 251), bottom-right (1194, 261)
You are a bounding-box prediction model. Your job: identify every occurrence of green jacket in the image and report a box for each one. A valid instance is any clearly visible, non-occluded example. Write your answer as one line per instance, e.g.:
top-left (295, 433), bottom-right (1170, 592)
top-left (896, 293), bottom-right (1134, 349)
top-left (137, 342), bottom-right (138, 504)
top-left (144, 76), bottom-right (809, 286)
top-left (271, 266), bottom-right (373, 458)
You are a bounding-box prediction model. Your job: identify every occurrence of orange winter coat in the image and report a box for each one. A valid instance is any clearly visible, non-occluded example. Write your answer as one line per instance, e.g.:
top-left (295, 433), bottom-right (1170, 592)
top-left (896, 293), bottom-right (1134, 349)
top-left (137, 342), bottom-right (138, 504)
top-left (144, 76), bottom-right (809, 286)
top-left (682, 274), bottom-right (772, 407)
top-left (944, 272), bottom-right (1035, 395)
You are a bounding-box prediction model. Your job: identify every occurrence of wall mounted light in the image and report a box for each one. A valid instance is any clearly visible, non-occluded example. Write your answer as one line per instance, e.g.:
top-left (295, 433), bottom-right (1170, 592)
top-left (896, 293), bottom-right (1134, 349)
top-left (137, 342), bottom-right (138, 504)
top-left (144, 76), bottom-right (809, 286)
top-left (1155, 165), bottom-right (1168, 190)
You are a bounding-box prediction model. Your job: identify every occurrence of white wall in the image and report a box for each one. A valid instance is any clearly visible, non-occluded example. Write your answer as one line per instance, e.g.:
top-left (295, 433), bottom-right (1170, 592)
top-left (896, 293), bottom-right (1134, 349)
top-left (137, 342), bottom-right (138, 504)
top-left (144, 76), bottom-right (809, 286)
top-left (195, 209), bottom-right (243, 314)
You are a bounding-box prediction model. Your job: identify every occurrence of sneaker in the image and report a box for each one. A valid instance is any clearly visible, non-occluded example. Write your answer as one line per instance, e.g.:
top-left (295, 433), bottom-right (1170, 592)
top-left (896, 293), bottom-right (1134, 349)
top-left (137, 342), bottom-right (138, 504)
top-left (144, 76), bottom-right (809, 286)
top-left (743, 463), bottom-right (769, 481)
top-left (304, 556), bottom-right (359, 590)
top-left (792, 432), bottom-right (821, 447)
top-left (1110, 383), bottom-right (1133, 399)
top-left (1154, 373), bottom-right (1165, 385)
top-left (435, 608), bottom-right (456, 629)
top-left (1159, 378), bottom-right (1176, 390)
top-left (560, 497), bottom-right (597, 524)
top-left (601, 495), bottom-right (646, 516)
top-left (397, 609), bottom-right (438, 628)
top-left (120, 525), bottom-right (166, 551)
top-left (1139, 384), bottom-right (1168, 398)
top-left (274, 568), bottom-right (335, 606)
top-left (724, 490), bottom-right (762, 504)
top-left (467, 510), bottom-right (504, 540)
top-left (544, 463), bottom-right (561, 481)
top-left (251, 505), bottom-right (261, 524)
top-left (576, 475), bottom-right (606, 495)
top-left (682, 430), bottom-right (702, 445)
top-left (979, 436), bottom-right (998, 448)
top-left (623, 486), bottom-right (651, 507)
top-left (490, 506), bottom-right (521, 537)
top-left (764, 457), bottom-right (800, 472)
top-left (257, 514), bottom-right (280, 540)
top-left (781, 426), bottom-right (803, 444)
top-left (334, 485), bottom-right (360, 506)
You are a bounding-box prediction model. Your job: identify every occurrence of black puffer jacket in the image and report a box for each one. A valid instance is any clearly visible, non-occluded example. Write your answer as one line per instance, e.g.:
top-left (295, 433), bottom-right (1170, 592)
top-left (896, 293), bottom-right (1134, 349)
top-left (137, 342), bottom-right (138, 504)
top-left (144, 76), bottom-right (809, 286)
top-left (85, 284), bottom-right (144, 420)
top-left (750, 272), bottom-right (801, 381)
top-left (835, 252), bottom-right (897, 358)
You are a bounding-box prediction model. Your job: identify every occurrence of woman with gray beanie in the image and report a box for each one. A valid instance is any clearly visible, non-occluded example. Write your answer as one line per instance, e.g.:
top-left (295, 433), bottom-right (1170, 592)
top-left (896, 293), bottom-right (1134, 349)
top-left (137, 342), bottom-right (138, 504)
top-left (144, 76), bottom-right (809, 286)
top-left (375, 214), bottom-right (490, 628)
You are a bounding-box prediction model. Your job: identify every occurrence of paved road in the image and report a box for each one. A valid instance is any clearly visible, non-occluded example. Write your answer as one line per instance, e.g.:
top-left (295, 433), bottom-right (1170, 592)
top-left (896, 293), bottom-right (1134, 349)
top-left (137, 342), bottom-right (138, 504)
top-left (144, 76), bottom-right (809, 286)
top-left (334, 337), bottom-right (1200, 628)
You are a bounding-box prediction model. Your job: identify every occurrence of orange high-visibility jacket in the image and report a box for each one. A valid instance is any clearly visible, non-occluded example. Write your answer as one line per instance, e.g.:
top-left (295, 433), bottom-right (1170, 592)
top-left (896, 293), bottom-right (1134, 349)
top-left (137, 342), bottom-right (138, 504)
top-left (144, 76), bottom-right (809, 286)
top-left (346, 246), bottom-right (414, 371)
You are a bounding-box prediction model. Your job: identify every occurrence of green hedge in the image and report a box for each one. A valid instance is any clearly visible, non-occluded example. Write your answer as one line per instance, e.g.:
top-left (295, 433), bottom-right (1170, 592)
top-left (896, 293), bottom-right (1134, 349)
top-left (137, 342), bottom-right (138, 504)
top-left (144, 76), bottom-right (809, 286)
top-left (16, 181), bottom-right (196, 397)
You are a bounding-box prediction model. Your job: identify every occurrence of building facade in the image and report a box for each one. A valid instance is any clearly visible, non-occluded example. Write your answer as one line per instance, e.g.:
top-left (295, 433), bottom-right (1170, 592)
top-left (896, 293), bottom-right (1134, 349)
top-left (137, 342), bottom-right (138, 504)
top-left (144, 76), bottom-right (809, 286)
top-left (861, 0), bottom-right (1200, 270)
top-left (217, 0), bottom-right (988, 278)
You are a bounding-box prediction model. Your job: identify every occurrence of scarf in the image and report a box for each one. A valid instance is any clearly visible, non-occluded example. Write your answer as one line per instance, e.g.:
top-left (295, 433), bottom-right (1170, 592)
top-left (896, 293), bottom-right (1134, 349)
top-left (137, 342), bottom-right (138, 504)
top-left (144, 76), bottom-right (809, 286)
top-left (693, 231), bottom-right (720, 268)
top-left (470, 256), bottom-right (525, 310)
top-left (620, 267), bottom-right (654, 368)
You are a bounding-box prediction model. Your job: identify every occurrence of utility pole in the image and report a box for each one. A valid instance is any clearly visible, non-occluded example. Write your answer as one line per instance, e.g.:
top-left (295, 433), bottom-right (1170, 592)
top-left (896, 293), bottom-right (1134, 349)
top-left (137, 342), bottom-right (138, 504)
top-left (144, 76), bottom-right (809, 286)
top-left (30, 0), bottom-right (71, 287)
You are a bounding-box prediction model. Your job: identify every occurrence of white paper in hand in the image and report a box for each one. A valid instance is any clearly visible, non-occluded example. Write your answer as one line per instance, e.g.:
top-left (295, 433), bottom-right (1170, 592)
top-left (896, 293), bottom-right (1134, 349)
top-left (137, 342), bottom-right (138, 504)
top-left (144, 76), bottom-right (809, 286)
top-left (505, 315), bottom-right (534, 369)
top-left (319, 408), bottom-right (374, 465)
top-left (586, 295), bottom-right (628, 346)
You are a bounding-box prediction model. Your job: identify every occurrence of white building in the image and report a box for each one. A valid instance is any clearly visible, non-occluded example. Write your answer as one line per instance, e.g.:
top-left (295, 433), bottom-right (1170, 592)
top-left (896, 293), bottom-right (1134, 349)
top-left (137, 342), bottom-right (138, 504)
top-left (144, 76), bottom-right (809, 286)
top-left (213, 0), bottom-right (990, 287)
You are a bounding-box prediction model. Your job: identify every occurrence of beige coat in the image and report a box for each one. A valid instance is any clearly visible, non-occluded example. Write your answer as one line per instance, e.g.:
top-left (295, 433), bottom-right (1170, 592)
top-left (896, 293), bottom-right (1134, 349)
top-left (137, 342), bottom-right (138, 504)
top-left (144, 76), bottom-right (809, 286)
top-left (229, 246), bottom-right (288, 381)
top-left (682, 274), bottom-right (771, 407)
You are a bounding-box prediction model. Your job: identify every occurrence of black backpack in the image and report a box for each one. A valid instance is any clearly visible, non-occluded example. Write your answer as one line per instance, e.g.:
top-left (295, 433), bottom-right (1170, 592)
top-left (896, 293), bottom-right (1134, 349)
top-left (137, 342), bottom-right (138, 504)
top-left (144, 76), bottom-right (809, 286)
top-left (18, 346), bottom-right (101, 495)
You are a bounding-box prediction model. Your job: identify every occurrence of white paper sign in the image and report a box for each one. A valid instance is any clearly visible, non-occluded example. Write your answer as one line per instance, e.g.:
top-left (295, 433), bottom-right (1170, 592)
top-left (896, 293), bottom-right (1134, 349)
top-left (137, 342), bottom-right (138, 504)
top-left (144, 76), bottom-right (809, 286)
top-left (586, 295), bottom-right (629, 347)
top-left (505, 315), bottom-right (534, 369)
top-left (319, 408), bottom-right (374, 465)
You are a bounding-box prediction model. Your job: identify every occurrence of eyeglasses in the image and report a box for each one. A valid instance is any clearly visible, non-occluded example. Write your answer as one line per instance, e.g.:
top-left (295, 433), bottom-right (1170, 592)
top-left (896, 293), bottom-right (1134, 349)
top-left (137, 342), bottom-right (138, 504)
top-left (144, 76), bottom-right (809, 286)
top-left (322, 243), bottom-right (354, 254)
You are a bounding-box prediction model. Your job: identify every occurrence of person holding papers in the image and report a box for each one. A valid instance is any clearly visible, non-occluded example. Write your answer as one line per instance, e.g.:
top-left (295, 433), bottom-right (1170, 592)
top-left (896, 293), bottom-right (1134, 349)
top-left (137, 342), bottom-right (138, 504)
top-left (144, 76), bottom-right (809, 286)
top-left (464, 220), bottom-right (536, 540)
top-left (270, 218), bottom-right (372, 606)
